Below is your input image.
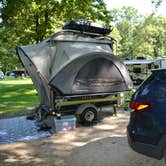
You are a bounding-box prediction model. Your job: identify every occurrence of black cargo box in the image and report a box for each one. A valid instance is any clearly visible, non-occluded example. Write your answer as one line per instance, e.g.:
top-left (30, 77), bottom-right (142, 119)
top-left (63, 19), bottom-right (111, 36)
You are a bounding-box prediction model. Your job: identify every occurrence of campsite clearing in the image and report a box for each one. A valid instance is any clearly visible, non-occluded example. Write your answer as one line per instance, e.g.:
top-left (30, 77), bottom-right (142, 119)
top-left (0, 111), bottom-right (165, 166)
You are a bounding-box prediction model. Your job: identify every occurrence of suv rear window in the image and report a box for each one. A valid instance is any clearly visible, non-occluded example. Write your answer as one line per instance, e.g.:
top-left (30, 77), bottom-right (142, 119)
top-left (134, 71), bottom-right (166, 99)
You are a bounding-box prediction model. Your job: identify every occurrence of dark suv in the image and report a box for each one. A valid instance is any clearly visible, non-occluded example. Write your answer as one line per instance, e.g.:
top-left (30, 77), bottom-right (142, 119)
top-left (127, 69), bottom-right (166, 160)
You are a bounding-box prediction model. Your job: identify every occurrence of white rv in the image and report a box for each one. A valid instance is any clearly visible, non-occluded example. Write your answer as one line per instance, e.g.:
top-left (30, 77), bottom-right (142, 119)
top-left (161, 59), bottom-right (166, 69)
top-left (124, 58), bottom-right (162, 85)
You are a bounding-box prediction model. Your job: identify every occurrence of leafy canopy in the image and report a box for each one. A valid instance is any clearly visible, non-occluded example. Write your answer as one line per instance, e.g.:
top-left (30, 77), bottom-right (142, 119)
top-left (0, 0), bottom-right (111, 72)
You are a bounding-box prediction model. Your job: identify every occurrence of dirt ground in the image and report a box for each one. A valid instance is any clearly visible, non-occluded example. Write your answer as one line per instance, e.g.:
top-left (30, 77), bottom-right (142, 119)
top-left (0, 110), bottom-right (165, 166)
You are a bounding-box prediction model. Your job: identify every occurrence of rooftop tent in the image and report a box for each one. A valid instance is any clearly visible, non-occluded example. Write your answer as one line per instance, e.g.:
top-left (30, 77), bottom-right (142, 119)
top-left (16, 21), bottom-right (132, 107)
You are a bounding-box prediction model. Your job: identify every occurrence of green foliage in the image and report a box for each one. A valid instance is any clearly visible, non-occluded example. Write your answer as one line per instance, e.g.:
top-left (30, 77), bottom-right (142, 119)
top-left (110, 7), bottom-right (143, 58)
top-left (0, 1), bottom-right (166, 71)
top-left (0, 78), bottom-right (39, 117)
top-left (110, 7), bottom-right (166, 59)
top-left (0, 0), bottom-right (111, 44)
top-left (0, 26), bottom-right (21, 72)
top-left (0, 0), bottom-right (111, 72)
top-left (121, 89), bottom-right (135, 111)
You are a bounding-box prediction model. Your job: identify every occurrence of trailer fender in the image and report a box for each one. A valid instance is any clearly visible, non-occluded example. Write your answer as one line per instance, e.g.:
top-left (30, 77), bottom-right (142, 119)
top-left (76, 103), bottom-right (98, 115)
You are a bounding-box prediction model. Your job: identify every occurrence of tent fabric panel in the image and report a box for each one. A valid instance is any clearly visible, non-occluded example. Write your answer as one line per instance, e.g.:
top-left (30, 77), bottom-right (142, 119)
top-left (50, 52), bottom-right (132, 95)
top-left (16, 47), bottom-right (51, 106)
top-left (20, 42), bottom-right (54, 81)
top-left (18, 40), bottom-right (113, 83)
top-left (73, 58), bottom-right (125, 93)
top-left (49, 42), bottom-right (112, 80)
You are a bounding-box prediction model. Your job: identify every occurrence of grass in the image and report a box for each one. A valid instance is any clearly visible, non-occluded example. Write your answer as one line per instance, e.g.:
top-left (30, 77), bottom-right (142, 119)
top-left (0, 77), bottom-right (39, 118)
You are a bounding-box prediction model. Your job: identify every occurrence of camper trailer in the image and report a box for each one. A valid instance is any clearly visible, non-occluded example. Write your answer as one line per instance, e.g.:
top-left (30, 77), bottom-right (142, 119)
top-left (16, 19), bottom-right (133, 130)
top-left (124, 58), bottom-right (162, 85)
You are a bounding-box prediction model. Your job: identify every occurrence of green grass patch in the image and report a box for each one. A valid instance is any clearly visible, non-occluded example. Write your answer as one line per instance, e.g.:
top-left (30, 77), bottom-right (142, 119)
top-left (0, 78), bottom-right (39, 118)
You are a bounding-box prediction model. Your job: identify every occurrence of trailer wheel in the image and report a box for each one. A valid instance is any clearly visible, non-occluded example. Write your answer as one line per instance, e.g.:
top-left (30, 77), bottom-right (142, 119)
top-left (80, 107), bottom-right (97, 125)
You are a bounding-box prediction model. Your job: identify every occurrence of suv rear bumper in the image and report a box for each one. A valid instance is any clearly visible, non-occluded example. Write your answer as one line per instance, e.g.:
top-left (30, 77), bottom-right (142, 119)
top-left (127, 125), bottom-right (163, 159)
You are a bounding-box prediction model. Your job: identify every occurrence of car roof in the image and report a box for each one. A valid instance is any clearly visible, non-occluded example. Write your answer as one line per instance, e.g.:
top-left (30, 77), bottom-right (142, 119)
top-left (152, 68), bottom-right (166, 72)
top-left (124, 59), bottom-right (162, 65)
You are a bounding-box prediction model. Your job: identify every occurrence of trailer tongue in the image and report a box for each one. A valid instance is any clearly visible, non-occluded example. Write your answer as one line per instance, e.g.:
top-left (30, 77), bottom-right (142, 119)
top-left (16, 20), bottom-right (133, 131)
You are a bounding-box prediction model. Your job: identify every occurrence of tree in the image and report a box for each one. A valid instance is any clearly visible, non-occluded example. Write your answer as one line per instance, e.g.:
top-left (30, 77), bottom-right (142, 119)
top-left (110, 7), bottom-right (142, 59)
top-left (110, 7), bottom-right (166, 59)
top-left (140, 16), bottom-right (166, 58)
top-left (0, 26), bottom-right (21, 73)
top-left (0, 0), bottom-right (111, 44)
top-left (0, 0), bottom-right (111, 72)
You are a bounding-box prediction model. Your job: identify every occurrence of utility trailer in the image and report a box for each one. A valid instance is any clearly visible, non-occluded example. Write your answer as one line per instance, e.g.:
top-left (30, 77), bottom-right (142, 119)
top-left (16, 19), bottom-right (132, 131)
top-left (33, 93), bottom-right (122, 130)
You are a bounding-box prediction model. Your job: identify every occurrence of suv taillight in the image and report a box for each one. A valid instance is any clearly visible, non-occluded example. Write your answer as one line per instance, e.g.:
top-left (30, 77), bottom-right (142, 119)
top-left (130, 101), bottom-right (152, 111)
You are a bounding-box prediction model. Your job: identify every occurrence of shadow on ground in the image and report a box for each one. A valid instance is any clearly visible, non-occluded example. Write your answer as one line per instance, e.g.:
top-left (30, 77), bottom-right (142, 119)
top-left (0, 111), bottom-right (165, 166)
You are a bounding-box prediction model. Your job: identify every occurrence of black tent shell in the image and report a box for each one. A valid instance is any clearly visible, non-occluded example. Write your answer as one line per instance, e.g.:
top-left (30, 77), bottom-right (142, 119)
top-left (16, 30), bottom-right (133, 107)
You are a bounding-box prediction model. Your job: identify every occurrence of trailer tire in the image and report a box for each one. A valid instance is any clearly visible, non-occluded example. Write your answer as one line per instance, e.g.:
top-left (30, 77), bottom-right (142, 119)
top-left (80, 107), bottom-right (97, 125)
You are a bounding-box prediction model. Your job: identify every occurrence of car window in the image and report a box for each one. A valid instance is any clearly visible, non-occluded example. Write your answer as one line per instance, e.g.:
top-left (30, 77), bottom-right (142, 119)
top-left (135, 73), bottom-right (166, 99)
top-left (150, 82), bottom-right (166, 98)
